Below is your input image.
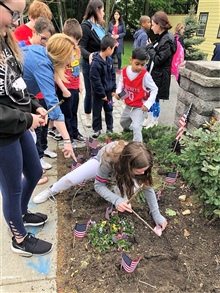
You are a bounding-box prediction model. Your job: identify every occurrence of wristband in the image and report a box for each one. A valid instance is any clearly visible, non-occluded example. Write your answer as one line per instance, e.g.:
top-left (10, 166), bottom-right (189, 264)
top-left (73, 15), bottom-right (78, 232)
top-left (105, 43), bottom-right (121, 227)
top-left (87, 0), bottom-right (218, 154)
top-left (63, 139), bottom-right (71, 144)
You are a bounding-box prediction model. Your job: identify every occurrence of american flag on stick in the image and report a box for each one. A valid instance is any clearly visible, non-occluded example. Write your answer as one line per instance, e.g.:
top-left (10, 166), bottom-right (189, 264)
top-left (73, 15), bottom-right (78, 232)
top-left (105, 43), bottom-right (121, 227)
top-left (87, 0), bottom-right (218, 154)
top-left (74, 219), bottom-right (91, 238)
top-left (176, 103), bottom-right (192, 142)
top-left (121, 253), bottom-right (142, 273)
top-left (165, 171), bottom-right (179, 184)
top-left (85, 137), bottom-right (99, 149)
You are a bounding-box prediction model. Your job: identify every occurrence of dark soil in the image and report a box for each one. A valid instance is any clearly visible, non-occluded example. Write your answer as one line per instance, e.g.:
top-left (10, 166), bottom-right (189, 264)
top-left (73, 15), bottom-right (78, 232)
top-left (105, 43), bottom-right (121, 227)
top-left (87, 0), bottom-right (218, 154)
top-left (56, 146), bottom-right (220, 293)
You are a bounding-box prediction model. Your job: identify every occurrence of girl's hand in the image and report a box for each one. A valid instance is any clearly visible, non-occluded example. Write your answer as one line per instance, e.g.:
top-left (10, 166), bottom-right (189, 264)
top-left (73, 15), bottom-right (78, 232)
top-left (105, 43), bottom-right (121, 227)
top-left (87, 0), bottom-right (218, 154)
top-left (62, 88), bottom-right (71, 98)
top-left (31, 114), bottom-right (46, 129)
top-left (117, 202), bottom-right (132, 213)
top-left (62, 143), bottom-right (76, 160)
top-left (160, 220), bottom-right (168, 231)
top-left (35, 107), bottom-right (48, 125)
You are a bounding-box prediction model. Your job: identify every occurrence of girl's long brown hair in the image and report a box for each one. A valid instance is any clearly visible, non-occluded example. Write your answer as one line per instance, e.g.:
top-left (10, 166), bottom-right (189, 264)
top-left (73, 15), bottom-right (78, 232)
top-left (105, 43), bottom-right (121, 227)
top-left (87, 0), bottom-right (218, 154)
top-left (102, 141), bottom-right (153, 199)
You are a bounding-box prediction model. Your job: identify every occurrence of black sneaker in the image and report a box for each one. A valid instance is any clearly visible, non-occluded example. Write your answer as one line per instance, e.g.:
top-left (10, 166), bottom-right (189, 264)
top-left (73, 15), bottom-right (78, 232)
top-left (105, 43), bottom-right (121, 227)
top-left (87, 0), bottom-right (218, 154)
top-left (73, 134), bottom-right (86, 142)
top-left (47, 127), bottom-right (56, 138)
top-left (23, 212), bottom-right (48, 227)
top-left (106, 129), bottom-right (113, 134)
top-left (11, 233), bottom-right (53, 256)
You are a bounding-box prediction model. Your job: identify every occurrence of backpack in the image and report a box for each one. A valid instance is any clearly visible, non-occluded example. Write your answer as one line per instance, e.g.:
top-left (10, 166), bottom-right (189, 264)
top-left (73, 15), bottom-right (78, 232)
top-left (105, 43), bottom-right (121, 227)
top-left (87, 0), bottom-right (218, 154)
top-left (171, 34), bottom-right (185, 81)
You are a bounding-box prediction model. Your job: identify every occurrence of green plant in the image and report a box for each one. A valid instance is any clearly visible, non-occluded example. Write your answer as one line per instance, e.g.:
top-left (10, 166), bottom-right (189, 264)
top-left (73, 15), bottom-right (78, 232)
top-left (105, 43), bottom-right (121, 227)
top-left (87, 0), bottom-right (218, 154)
top-left (179, 123), bottom-right (220, 215)
top-left (88, 214), bottom-right (135, 253)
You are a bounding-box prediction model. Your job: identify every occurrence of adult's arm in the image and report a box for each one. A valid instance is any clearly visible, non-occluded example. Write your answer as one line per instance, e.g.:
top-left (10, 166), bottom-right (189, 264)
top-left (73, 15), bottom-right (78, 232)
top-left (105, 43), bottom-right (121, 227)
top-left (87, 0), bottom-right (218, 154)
top-left (146, 41), bottom-right (173, 67)
top-left (79, 22), bottom-right (92, 60)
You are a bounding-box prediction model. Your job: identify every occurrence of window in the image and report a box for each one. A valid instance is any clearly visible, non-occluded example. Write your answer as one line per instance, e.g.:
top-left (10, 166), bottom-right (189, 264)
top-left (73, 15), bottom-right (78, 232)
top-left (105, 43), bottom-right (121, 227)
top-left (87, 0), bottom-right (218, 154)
top-left (196, 12), bottom-right (208, 37)
top-left (217, 24), bottom-right (220, 38)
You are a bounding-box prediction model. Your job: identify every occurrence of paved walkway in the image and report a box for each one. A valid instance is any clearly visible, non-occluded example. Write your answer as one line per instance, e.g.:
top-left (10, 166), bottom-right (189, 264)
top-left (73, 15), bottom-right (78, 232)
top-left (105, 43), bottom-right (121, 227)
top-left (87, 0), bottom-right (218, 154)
top-left (0, 75), bottom-right (179, 293)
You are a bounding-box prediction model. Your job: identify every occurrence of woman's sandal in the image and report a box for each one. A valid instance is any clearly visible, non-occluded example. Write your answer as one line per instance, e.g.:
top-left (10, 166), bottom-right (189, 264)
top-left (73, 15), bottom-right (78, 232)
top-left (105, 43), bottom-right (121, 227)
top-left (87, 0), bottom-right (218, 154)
top-left (37, 176), bottom-right (48, 185)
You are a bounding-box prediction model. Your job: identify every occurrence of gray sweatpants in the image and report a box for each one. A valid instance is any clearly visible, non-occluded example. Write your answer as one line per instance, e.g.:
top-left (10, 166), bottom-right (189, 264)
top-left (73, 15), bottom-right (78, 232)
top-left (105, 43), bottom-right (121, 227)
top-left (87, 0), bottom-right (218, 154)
top-left (120, 105), bottom-right (147, 142)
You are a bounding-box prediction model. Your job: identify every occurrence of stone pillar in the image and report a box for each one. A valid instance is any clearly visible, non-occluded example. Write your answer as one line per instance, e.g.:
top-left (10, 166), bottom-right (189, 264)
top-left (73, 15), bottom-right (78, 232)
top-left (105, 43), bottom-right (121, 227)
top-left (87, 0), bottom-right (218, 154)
top-left (175, 61), bottom-right (220, 129)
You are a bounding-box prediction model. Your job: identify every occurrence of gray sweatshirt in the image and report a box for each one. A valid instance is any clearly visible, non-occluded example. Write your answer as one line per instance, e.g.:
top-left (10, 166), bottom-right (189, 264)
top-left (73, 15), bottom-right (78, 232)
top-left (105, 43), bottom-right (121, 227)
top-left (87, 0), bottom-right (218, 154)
top-left (94, 142), bottom-right (166, 226)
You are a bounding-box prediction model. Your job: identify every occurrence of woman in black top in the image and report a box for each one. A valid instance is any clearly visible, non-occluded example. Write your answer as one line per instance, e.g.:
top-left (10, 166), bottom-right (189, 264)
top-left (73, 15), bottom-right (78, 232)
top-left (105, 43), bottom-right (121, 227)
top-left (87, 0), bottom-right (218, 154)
top-left (79, 0), bottom-right (105, 127)
top-left (145, 11), bottom-right (176, 127)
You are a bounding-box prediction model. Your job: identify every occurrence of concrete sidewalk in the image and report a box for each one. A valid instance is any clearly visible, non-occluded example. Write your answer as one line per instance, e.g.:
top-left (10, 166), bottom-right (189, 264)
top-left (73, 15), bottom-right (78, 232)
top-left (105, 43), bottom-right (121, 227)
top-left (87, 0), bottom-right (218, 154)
top-left (0, 75), bottom-right (179, 293)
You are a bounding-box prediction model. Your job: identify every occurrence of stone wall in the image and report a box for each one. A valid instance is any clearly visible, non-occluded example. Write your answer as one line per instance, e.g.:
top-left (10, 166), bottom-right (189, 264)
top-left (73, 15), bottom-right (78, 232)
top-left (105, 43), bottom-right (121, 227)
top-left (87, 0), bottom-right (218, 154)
top-left (175, 61), bottom-right (220, 129)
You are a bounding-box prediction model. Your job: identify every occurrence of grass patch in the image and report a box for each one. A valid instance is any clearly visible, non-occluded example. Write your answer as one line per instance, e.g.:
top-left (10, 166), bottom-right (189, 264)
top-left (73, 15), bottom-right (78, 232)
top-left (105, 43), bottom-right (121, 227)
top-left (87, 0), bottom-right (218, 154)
top-left (122, 41), bottom-right (133, 67)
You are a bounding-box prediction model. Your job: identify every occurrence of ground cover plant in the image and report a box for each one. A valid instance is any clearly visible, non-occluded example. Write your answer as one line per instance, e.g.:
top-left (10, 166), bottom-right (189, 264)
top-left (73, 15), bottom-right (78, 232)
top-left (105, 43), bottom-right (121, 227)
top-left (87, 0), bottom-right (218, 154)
top-left (56, 124), bottom-right (220, 293)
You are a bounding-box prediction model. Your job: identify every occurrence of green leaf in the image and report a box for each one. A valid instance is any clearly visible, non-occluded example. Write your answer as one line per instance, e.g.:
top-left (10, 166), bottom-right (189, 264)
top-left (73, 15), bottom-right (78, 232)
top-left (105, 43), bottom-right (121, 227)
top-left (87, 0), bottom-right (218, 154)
top-left (165, 209), bottom-right (177, 216)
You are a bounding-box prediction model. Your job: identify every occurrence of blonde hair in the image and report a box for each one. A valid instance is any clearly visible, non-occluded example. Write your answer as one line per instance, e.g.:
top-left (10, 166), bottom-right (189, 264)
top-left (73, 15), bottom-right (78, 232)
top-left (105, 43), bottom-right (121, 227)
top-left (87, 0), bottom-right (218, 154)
top-left (46, 33), bottom-right (76, 81)
top-left (28, 0), bottom-right (52, 20)
top-left (175, 23), bottom-right (184, 33)
top-left (0, 29), bottom-right (22, 63)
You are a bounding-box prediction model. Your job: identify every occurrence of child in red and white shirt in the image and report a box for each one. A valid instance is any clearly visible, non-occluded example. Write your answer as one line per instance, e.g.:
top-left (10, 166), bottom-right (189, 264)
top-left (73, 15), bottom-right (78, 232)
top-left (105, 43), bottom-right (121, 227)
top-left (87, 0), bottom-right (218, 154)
top-left (115, 47), bottom-right (158, 142)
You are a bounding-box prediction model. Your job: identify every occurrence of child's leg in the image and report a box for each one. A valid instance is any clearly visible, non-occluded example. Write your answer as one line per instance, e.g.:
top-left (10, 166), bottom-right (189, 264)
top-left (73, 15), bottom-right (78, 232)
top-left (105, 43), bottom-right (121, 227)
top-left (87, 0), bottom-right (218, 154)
top-left (57, 87), bottom-right (73, 138)
top-left (51, 158), bottom-right (100, 193)
top-left (130, 108), bottom-right (146, 142)
top-left (120, 105), bottom-right (132, 131)
top-left (92, 95), bottom-right (103, 131)
top-left (70, 89), bottom-right (80, 137)
top-left (103, 95), bottom-right (113, 131)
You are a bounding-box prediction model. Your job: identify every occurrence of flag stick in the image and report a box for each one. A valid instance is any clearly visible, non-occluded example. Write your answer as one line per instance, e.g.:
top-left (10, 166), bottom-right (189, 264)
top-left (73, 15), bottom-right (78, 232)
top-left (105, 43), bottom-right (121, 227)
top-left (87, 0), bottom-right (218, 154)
top-left (131, 209), bottom-right (160, 236)
top-left (47, 100), bottom-right (64, 114)
top-left (172, 139), bottom-right (178, 153)
top-left (127, 183), bottom-right (144, 204)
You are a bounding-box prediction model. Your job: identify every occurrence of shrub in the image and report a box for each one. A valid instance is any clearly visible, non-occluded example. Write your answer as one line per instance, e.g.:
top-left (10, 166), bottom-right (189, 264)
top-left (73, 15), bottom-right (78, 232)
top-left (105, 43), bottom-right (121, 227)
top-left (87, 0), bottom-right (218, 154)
top-left (179, 122), bottom-right (220, 215)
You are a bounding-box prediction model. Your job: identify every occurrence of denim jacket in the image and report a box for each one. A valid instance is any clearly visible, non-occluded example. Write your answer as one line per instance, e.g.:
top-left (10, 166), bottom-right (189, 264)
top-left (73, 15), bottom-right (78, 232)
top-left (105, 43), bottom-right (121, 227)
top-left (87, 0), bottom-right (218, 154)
top-left (22, 44), bottom-right (64, 121)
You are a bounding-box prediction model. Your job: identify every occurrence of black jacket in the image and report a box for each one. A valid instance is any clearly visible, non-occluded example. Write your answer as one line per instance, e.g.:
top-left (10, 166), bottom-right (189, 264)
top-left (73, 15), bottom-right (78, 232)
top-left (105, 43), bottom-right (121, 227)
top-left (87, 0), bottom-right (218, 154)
top-left (79, 20), bottom-right (102, 60)
top-left (146, 31), bottom-right (176, 100)
top-left (0, 37), bottom-right (40, 146)
top-left (90, 52), bottom-right (116, 99)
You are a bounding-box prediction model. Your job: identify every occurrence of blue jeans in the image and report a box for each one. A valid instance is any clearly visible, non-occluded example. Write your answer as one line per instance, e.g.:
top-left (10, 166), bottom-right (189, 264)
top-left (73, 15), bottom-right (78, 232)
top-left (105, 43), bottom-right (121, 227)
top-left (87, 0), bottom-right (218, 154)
top-left (57, 87), bottom-right (80, 138)
top-left (0, 131), bottom-right (42, 237)
top-left (81, 58), bottom-right (92, 114)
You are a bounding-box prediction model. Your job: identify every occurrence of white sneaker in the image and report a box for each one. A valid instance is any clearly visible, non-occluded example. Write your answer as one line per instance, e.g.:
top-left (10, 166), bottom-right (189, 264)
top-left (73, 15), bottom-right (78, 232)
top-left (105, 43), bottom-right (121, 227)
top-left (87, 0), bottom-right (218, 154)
top-left (33, 187), bottom-right (57, 204)
top-left (85, 116), bottom-right (92, 128)
top-left (144, 118), bottom-right (158, 129)
top-left (44, 148), bottom-right (57, 159)
top-left (40, 158), bottom-right (52, 170)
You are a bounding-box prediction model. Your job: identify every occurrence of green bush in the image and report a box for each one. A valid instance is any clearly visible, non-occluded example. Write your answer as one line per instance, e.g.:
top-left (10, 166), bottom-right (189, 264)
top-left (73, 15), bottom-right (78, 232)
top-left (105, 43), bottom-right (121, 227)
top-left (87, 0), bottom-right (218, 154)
top-left (179, 123), bottom-right (220, 215)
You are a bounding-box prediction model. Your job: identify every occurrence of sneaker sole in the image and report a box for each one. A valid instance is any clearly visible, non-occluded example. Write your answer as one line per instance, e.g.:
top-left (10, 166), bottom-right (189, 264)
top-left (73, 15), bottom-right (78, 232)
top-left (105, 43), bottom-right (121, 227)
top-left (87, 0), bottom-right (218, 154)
top-left (23, 218), bottom-right (48, 227)
top-left (11, 244), bottom-right (53, 256)
top-left (44, 153), bottom-right (57, 159)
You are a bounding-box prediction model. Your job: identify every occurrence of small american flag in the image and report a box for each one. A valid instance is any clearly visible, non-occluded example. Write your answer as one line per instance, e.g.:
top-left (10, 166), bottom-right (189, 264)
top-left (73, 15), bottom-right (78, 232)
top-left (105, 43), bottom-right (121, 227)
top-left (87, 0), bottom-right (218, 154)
top-left (85, 137), bottom-right (99, 149)
top-left (121, 253), bottom-right (142, 273)
top-left (74, 219), bottom-right (91, 238)
top-left (165, 172), bottom-right (178, 184)
top-left (176, 103), bottom-right (192, 141)
top-left (71, 160), bottom-right (86, 186)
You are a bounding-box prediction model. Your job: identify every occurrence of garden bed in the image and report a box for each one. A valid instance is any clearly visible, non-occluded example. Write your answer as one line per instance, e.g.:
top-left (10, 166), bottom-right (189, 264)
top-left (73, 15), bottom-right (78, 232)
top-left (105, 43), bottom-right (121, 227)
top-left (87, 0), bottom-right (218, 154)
top-left (56, 145), bottom-right (219, 293)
